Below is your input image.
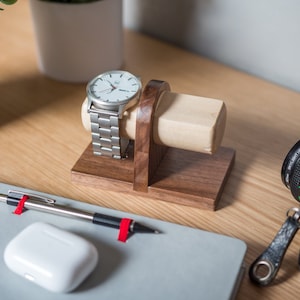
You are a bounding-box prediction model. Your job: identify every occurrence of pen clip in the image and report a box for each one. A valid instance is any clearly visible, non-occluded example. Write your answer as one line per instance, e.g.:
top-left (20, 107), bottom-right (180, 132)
top-left (8, 190), bottom-right (56, 205)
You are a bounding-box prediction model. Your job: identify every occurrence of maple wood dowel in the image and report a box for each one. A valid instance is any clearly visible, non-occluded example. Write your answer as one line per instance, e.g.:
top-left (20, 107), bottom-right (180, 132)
top-left (81, 87), bottom-right (226, 154)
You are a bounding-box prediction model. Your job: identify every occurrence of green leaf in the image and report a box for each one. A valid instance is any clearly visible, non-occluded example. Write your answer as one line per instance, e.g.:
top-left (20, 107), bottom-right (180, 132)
top-left (0, 0), bottom-right (18, 5)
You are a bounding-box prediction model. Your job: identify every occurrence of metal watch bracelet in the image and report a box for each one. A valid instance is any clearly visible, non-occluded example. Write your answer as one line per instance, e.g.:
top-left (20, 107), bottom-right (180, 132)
top-left (89, 109), bottom-right (128, 159)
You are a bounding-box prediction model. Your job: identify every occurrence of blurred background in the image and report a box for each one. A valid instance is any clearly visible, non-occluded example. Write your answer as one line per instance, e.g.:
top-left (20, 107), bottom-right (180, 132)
top-left (124, 0), bottom-right (300, 92)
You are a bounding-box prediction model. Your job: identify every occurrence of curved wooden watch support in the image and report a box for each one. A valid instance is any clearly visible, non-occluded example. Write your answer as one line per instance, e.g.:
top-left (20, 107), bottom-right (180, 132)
top-left (71, 80), bottom-right (235, 210)
top-left (133, 80), bottom-right (170, 192)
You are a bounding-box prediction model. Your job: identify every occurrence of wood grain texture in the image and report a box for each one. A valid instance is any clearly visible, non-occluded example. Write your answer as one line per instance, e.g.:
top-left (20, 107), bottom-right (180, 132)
top-left (72, 79), bottom-right (234, 209)
top-left (2, 2), bottom-right (300, 298)
top-left (81, 91), bottom-right (226, 154)
top-left (71, 143), bottom-right (235, 210)
top-left (133, 80), bottom-right (170, 192)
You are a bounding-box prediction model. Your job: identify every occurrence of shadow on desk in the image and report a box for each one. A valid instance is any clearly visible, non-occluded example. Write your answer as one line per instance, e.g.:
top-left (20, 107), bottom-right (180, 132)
top-left (218, 113), bottom-right (299, 209)
top-left (0, 74), bottom-right (85, 126)
top-left (69, 229), bottom-right (126, 292)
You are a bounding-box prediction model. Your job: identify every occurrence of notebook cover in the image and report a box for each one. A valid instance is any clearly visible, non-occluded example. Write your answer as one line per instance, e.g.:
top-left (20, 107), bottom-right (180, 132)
top-left (0, 183), bottom-right (246, 300)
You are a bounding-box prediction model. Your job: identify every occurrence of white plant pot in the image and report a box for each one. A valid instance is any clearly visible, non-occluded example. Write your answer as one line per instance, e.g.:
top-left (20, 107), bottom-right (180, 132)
top-left (29, 0), bottom-right (123, 82)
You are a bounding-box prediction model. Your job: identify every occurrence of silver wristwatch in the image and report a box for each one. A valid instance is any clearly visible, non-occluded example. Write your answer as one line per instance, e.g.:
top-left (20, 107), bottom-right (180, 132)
top-left (86, 70), bottom-right (141, 159)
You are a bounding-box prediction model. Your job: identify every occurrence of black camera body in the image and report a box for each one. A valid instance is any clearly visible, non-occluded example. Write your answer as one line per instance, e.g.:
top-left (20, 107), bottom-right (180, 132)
top-left (281, 140), bottom-right (300, 201)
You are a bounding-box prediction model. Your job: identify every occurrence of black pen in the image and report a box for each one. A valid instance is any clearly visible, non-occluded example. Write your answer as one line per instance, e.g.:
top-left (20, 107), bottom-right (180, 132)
top-left (0, 190), bottom-right (159, 235)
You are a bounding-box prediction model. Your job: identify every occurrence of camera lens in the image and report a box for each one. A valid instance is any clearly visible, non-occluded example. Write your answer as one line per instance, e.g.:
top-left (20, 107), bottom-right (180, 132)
top-left (281, 140), bottom-right (300, 201)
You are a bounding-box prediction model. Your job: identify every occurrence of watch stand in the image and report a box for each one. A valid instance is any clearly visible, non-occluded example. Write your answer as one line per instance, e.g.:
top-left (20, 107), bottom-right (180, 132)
top-left (71, 80), bottom-right (235, 210)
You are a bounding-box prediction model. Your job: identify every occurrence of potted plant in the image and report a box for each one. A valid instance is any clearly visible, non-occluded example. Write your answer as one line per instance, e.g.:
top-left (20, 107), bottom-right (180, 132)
top-left (2, 0), bottom-right (123, 82)
top-left (0, 0), bottom-right (17, 10)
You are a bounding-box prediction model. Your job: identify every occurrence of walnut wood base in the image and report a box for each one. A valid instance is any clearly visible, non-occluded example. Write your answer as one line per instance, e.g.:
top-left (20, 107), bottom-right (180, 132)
top-left (72, 80), bottom-right (235, 210)
top-left (71, 143), bottom-right (235, 210)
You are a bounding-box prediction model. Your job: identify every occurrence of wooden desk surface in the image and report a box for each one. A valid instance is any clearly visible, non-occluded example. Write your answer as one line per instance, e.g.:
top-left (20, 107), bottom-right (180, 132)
top-left (2, 1), bottom-right (300, 299)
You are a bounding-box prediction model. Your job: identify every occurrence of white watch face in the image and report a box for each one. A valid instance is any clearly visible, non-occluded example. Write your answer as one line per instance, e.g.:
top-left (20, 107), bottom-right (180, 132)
top-left (88, 70), bottom-right (141, 104)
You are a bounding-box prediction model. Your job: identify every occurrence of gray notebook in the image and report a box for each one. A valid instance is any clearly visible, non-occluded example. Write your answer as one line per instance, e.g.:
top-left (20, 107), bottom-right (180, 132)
top-left (0, 183), bottom-right (246, 300)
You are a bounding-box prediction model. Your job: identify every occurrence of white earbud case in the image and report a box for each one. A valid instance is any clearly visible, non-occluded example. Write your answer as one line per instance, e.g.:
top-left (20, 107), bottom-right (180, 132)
top-left (4, 222), bottom-right (98, 293)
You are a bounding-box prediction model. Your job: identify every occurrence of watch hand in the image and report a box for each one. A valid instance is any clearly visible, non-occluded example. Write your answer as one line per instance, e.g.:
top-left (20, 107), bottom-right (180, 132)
top-left (94, 88), bottom-right (112, 94)
top-left (107, 80), bottom-right (117, 90)
top-left (102, 88), bottom-right (113, 93)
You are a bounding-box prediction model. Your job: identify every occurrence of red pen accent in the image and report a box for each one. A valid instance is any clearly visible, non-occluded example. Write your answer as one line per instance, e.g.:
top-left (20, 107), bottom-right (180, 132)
top-left (14, 195), bottom-right (29, 215)
top-left (118, 218), bottom-right (132, 243)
